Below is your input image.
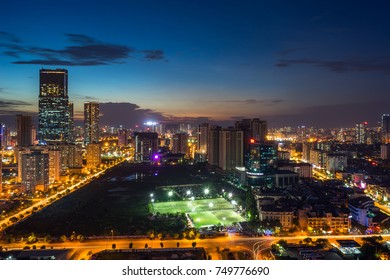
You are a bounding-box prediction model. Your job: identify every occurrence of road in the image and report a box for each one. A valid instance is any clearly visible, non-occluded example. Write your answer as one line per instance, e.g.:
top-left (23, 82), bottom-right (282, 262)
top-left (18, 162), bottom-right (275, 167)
top-left (2, 234), bottom-right (389, 260)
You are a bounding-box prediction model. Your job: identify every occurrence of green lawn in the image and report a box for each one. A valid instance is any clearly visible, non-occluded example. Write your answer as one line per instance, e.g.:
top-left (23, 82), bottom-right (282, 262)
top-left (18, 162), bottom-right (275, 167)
top-left (152, 198), bottom-right (244, 227)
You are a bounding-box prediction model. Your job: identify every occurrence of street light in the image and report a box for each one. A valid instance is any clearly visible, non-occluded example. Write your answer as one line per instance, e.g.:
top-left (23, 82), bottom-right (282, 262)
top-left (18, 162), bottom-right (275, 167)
top-left (228, 193), bottom-right (233, 198)
top-left (168, 191), bottom-right (173, 197)
top-left (204, 189), bottom-right (209, 195)
top-left (150, 193), bottom-right (154, 198)
top-left (186, 190), bottom-right (191, 195)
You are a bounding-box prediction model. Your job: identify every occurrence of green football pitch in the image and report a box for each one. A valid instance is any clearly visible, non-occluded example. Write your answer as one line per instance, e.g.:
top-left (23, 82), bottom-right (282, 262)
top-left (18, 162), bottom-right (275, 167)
top-left (152, 198), bottom-right (244, 227)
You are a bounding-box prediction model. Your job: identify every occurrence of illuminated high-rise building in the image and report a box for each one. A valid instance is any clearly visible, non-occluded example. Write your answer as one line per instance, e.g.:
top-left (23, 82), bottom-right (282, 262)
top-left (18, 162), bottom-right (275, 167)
top-left (218, 129), bottom-right (243, 171)
top-left (48, 149), bottom-right (62, 183)
top-left (68, 102), bottom-right (75, 143)
top-left (134, 132), bottom-right (158, 162)
top-left (355, 122), bottom-right (367, 144)
top-left (20, 149), bottom-right (49, 193)
top-left (118, 128), bottom-right (128, 147)
top-left (38, 69), bottom-right (70, 142)
top-left (86, 143), bottom-right (101, 169)
top-left (0, 152), bottom-right (2, 194)
top-left (196, 123), bottom-right (209, 162)
top-left (0, 123), bottom-right (10, 148)
top-left (382, 114), bottom-right (390, 143)
top-left (84, 102), bottom-right (100, 145)
top-left (235, 118), bottom-right (267, 164)
top-left (172, 133), bottom-right (189, 155)
top-left (246, 141), bottom-right (277, 187)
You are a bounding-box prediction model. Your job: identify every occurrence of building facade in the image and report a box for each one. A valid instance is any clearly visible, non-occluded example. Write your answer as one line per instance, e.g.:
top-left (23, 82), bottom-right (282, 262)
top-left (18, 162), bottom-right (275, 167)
top-left (20, 149), bottom-right (49, 192)
top-left (84, 102), bottom-right (100, 145)
top-left (134, 132), bottom-right (158, 162)
top-left (17, 115), bottom-right (33, 147)
top-left (86, 143), bottom-right (101, 169)
top-left (38, 69), bottom-right (70, 142)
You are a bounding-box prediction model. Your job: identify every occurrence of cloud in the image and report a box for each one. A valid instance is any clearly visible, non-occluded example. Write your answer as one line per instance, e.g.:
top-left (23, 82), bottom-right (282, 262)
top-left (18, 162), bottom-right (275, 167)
top-left (212, 99), bottom-right (283, 105)
top-left (141, 50), bottom-right (165, 61)
top-left (0, 32), bottom-right (165, 66)
top-left (276, 56), bottom-right (390, 74)
top-left (72, 93), bottom-right (100, 101)
top-left (99, 102), bottom-right (167, 128)
top-left (0, 99), bottom-right (32, 108)
top-left (276, 48), bottom-right (302, 56)
top-left (0, 31), bottom-right (21, 43)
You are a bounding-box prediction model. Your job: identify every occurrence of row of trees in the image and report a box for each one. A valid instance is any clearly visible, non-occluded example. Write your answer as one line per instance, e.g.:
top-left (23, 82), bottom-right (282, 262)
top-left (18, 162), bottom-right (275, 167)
top-left (121, 241), bottom-right (198, 250)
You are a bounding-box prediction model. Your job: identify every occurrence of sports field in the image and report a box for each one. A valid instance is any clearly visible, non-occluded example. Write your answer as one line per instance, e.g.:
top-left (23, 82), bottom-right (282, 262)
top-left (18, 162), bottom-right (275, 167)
top-left (152, 198), bottom-right (244, 227)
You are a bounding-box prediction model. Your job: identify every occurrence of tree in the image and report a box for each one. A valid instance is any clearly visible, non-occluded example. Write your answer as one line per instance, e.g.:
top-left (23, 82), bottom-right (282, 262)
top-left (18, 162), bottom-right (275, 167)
top-left (60, 235), bottom-right (67, 242)
top-left (160, 242), bottom-right (164, 248)
top-left (44, 235), bottom-right (52, 243)
top-left (277, 239), bottom-right (288, 247)
top-left (303, 237), bottom-right (312, 244)
top-left (27, 233), bottom-right (37, 244)
top-left (176, 242), bottom-right (180, 248)
top-left (192, 242), bottom-right (197, 248)
top-left (144, 244), bottom-right (148, 249)
top-left (112, 243), bottom-right (116, 250)
top-left (129, 242), bottom-right (133, 249)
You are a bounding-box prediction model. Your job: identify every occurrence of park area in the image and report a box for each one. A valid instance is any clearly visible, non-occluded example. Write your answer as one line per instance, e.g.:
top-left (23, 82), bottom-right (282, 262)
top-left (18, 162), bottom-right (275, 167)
top-left (152, 198), bottom-right (244, 228)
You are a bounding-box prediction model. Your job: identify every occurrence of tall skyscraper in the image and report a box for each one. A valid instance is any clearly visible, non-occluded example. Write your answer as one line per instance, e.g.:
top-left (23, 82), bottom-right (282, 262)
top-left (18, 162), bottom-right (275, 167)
top-left (0, 152), bottom-right (2, 194)
top-left (68, 102), bottom-right (75, 143)
top-left (355, 122), bottom-right (367, 144)
top-left (86, 143), bottom-right (101, 169)
top-left (84, 102), bottom-right (100, 145)
top-left (207, 126), bottom-right (221, 166)
top-left (20, 149), bottom-right (49, 193)
top-left (38, 69), bottom-right (70, 142)
top-left (16, 114), bottom-right (33, 147)
top-left (172, 133), bottom-right (189, 155)
top-left (133, 132), bottom-right (158, 162)
top-left (218, 129), bottom-right (243, 170)
top-left (235, 118), bottom-right (268, 164)
top-left (0, 123), bottom-right (10, 148)
top-left (246, 142), bottom-right (277, 187)
top-left (382, 114), bottom-right (390, 143)
top-left (196, 123), bottom-right (209, 162)
top-left (118, 128), bottom-right (128, 147)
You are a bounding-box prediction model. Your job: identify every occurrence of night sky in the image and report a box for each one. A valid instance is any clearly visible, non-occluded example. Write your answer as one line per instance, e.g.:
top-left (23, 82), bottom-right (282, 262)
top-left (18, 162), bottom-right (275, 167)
top-left (1, 0), bottom-right (390, 128)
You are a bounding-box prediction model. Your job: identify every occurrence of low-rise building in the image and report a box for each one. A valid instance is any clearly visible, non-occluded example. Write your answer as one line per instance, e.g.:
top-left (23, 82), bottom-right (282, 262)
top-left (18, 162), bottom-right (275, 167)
top-left (259, 205), bottom-right (294, 230)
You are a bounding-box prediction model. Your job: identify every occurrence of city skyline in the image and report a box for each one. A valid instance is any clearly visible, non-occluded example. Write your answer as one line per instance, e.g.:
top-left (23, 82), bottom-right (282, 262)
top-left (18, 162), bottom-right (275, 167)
top-left (1, 0), bottom-right (390, 128)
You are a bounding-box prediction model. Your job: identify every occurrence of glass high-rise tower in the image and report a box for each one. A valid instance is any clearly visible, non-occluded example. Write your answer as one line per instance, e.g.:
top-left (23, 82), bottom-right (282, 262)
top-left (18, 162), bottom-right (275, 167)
top-left (84, 102), bottom-right (100, 145)
top-left (38, 69), bottom-right (70, 142)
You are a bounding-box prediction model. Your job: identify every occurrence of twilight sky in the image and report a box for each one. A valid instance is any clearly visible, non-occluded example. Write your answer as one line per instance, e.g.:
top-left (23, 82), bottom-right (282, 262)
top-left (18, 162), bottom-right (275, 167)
top-left (1, 0), bottom-right (390, 128)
